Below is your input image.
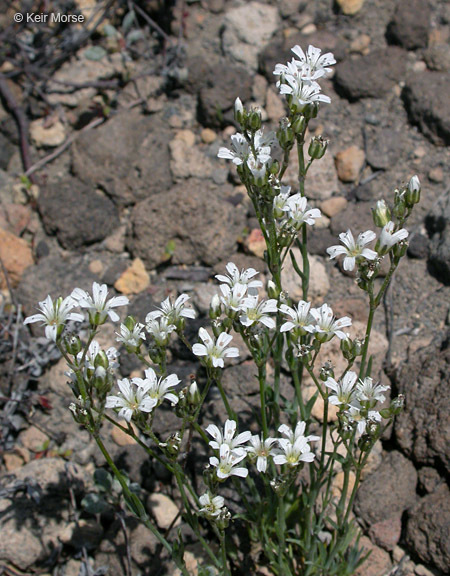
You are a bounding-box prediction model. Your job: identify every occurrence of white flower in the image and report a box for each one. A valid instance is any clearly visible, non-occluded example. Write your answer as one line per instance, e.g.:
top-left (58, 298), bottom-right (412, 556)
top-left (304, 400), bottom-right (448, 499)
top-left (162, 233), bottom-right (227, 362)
top-left (278, 421), bottom-right (320, 445)
top-left (217, 133), bottom-right (249, 165)
top-left (377, 221), bottom-right (408, 253)
top-left (310, 304), bottom-right (352, 342)
top-left (24, 295), bottom-right (84, 341)
top-left (219, 283), bottom-right (248, 313)
top-left (217, 130), bottom-right (272, 167)
top-left (192, 328), bottom-right (239, 368)
top-left (325, 371), bottom-right (357, 406)
top-left (239, 295), bottom-right (278, 329)
top-left (216, 262), bottom-right (262, 292)
top-left (284, 194), bottom-right (322, 227)
top-left (291, 44), bottom-right (336, 80)
top-left (247, 152), bottom-right (270, 183)
top-left (146, 294), bottom-right (196, 325)
top-left (116, 322), bottom-right (146, 348)
top-left (210, 444), bottom-right (248, 479)
top-left (71, 283), bottom-right (129, 324)
top-left (199, 492), bottom-right (226, 518)
top-left (327, 229), bottom-right (377, 271)
top-left (105, 378), bottom-right (156, 422)
top-left (356, 377), bottom-right (389, 406)
top-left (246, 434), bottom-right (277, 473)
top-left (279, 301), bottom-right (315, 336)
top-left (279, 76), bottom-right (331, 108)
top-left (145, 317), bottom-right (176, 346)
top-left (346, 404), bottom-right (382, 435)
top-left (274, 45), bottom-right (336, 82)
top-left (273, 185), bottom-right (292, 218)
top-left (273, 434), bottom-right (317, 467)
top-left (132, 367), bottom-right (180, 407)
top-left (206, 419), bottom-right (251, 455)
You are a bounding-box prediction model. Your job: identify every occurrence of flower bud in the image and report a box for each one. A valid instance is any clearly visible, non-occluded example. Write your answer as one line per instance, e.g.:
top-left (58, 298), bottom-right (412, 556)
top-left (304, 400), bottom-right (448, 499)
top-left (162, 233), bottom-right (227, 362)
top-left (267, 280), bottom-right (280, 299)
top-left (65, 334), bottom-right (82, 356)
top-left (372, 199), bottom-right (391, 228)
top-left (94, 350), bottom-right (109, 370)
top-left (308, 136), bottom-right (328, 160)
top-left (405, 175), bottom-right (421, 206)
top-left (188, 380), bottom-right (201, 407)
top-left (249, 109), bottom-right (262, 131)
top-left (234, 97), bottom-right (244, 125)
top-left (276, 121), bottom-right (294, 149)
top-left (393, 190), bottom-right (407, 219)
top-left (291, 115), bottom-right (306, 135)
top-left (389, 394), bottom-right (405, 415)
top-left (209, 294), bottom-right (222, 320)
top-left (269, 160), bottom-right (280, 176)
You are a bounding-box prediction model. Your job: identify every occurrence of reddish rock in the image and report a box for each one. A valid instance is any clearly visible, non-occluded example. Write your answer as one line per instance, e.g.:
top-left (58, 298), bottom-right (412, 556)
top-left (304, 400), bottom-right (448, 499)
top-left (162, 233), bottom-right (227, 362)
top-left (0, 227), bottom-right (34, 288)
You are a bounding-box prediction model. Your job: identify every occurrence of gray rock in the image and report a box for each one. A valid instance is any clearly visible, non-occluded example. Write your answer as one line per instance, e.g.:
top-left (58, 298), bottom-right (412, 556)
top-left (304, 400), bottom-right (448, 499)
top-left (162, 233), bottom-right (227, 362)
top-left (386, 0), bottom-right (430, 50)
top-left (72, 110), bottom-right (172, 205)
top-left (394, 336), bottom-right (450, 474)
top-left (334, 47), bottom-right (407, 101)
top-left (424, 43), bottom-right (450, 72)
top-left (193, 57), bottom-right (252, 128)
top-left (0, 459), bottom-right (88, 570)
top-left (330, 202), bottom-right (375, 236)
top-left (407, 233), bottom-right (430, 260)
top-left (365, 126), bottom-right (405, 171)
top-left (17, 251), bottom-right (96, 315)
top-left (406, 484), bottom-right (450, 573)
top-left (127, 179), bottom-right (246, 270)
top-left (426, 190), bottom-right (450, 284)
top-left (222, 2), bottom-right (280, 72)
top-left (38, 176), bottom-right (119, 249)
top-left (402, 72), bottom-right (450, 145)
top-left (354, 450), bottom-right (417, 527)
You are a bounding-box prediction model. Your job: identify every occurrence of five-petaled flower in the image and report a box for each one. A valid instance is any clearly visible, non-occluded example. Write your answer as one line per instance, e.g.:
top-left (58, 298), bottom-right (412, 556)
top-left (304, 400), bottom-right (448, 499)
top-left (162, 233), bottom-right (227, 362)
top-left (71, 282), bottom-right (129, 325)
top-left (325, 371), bottom-right (358, 406)
top-left (327, 229), bottom-right (378, 272)
top-left (105, 378), bottom-right (156, 422)
top-left (310, 304), bottom-right (352, 342)
top-left (146, 294), bottom-right (196, 328)
top-left (210, 444), bottom-right (248, 479)
top-left (206, 419), bottom-right (251, 455)
top-left (24, 295), bottom-right (84, 342)
top-left (246, 434), bottom-right (277, 473)
top-left (376, 221), bottom-right (408, 255)
top-left (193, 328), bottom-right (239, 368)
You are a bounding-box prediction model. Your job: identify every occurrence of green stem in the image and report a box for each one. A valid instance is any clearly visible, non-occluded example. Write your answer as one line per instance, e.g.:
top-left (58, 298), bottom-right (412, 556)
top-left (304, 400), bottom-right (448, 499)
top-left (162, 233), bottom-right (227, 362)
top-left (257, 362), bottom-right (269, 438)
top-left (219, 530), bottom-right (231, 576)
top-left (358, 303), bottom-right (375, 380)
top-left (93, 433), bottom-right (190, 576)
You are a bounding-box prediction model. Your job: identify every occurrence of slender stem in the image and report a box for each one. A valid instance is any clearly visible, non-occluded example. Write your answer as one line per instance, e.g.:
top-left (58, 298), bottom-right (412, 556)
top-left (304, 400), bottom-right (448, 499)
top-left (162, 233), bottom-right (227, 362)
top-left (93, 433), bottom-right (190, 576)
top-left (358, 303), bottom-right (375, 379)
top-left (257, 362), bottom-right (269, 438)
top-left (219, 530), bottom-right (231, 576)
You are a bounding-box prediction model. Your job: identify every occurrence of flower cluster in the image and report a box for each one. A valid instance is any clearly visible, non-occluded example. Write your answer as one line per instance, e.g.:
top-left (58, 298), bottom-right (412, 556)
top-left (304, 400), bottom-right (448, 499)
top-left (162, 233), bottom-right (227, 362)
top-left (218, 128), bottom-right (274, 184)
top-left (273, 185), bottom-right (322, 233)
top-left (274, 44), bottom-right (335, 112)
top-left (105, 367), bottom-right (180, 422)
top-left (280, 301), bottom-right (351, 343)
top-left (206, 419), bottom-right (319, 481)
top-left (325, 371), bottom-right (390, 434)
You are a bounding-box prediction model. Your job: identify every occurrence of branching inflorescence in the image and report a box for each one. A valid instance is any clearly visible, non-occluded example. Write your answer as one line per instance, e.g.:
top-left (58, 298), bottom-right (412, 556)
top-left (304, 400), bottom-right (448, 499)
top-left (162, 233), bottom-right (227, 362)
top-left (24, 44), bottom-right (421, 575)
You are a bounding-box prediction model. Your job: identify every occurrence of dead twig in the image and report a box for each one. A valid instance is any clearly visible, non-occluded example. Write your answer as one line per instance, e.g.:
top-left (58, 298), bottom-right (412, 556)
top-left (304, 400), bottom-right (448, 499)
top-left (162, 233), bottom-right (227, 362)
top-left (25, 116), bottom-right (105, 178)
top-left (0, 74), bottom-right (36, 183)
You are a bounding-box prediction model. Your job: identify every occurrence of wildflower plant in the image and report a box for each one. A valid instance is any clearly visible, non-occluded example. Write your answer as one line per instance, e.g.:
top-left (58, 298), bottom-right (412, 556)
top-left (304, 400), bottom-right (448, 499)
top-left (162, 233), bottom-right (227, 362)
top-left (24, 44), bottom-right (421, 575)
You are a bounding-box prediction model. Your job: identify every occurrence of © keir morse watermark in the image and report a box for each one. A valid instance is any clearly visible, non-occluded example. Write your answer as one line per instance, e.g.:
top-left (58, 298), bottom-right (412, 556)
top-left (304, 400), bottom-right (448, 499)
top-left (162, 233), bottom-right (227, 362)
top-left (14, 11), bottom-right (85, 23)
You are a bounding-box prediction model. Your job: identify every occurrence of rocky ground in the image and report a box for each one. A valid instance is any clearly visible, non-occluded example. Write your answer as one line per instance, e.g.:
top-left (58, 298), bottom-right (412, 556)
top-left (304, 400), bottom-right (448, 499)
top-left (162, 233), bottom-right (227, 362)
top-left (0, 0), bottom-right (449, 575)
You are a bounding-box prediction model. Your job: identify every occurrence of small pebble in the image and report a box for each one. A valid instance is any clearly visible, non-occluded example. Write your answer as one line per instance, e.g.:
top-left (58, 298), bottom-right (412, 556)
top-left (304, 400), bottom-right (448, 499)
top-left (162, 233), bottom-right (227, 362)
top-left (201, 128), bottom-right (216, 144)
top-left (428, 166), bottom-right (443, 183)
